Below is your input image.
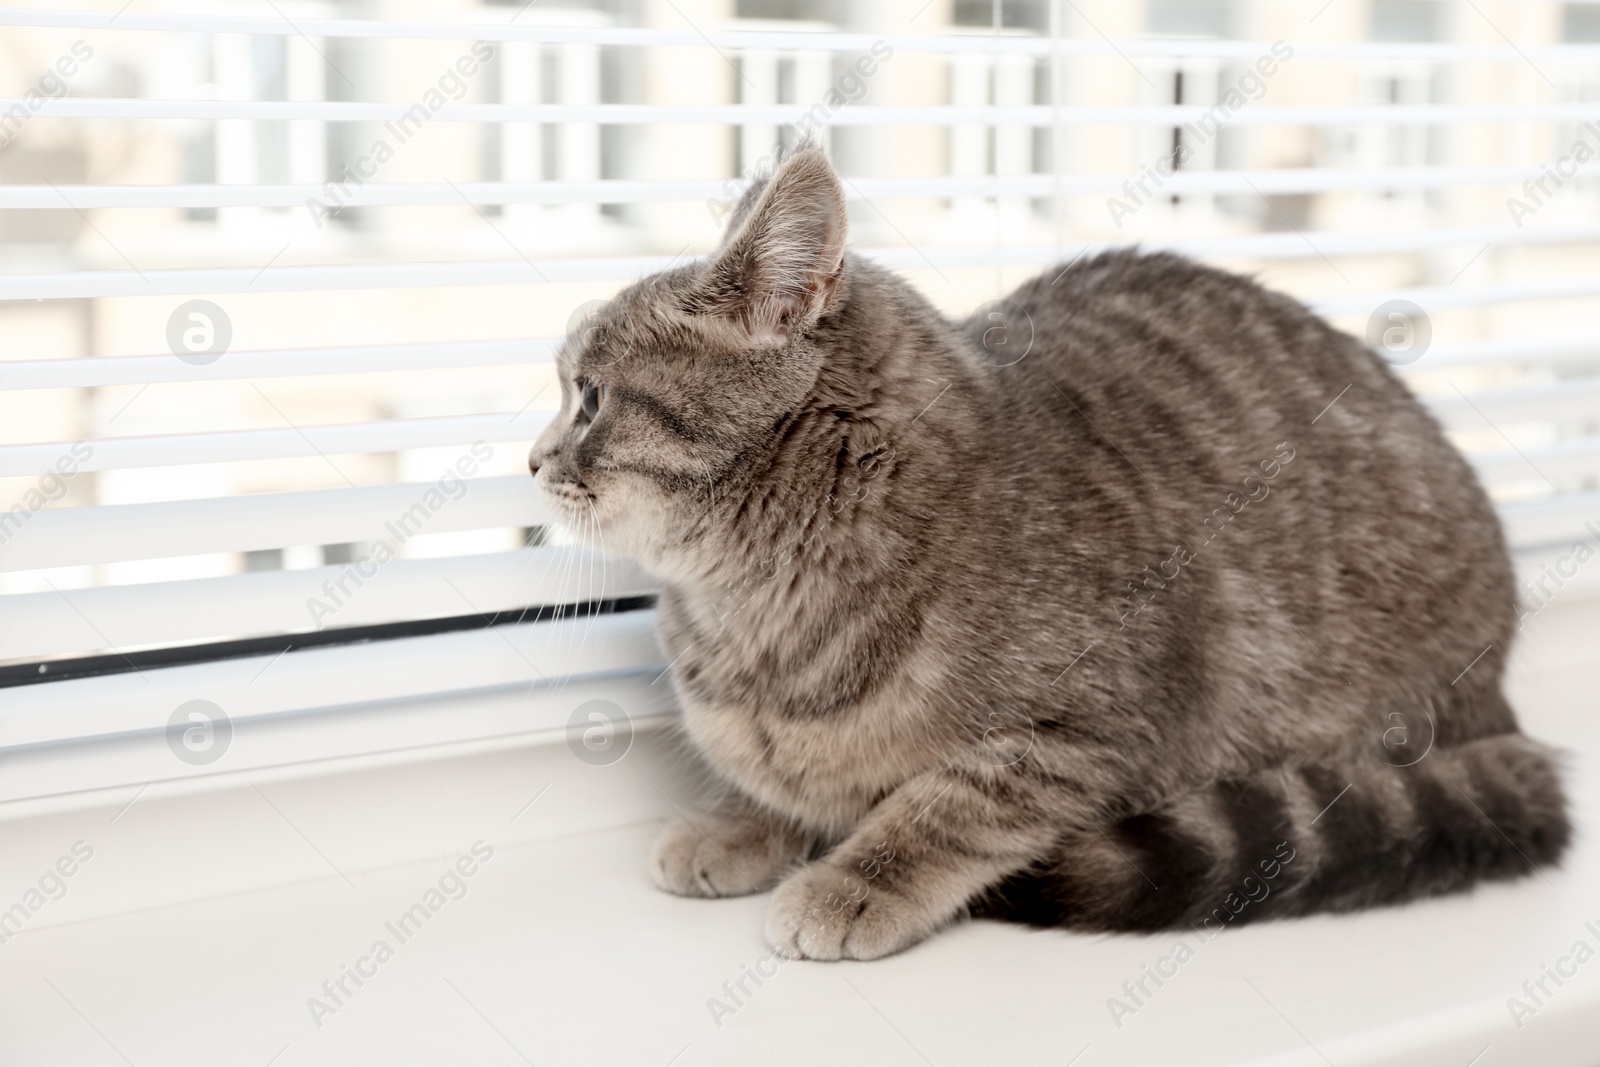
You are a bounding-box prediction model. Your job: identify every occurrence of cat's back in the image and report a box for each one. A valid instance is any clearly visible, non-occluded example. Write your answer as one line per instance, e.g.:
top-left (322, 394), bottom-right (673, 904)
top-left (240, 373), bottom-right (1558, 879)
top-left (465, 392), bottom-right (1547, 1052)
top-left (955, 249), bottom-right (1514, 696)
top-left (971, 249), bottom-right (1404, 434)
top-left (967, 248), bottom-right (1483, 510)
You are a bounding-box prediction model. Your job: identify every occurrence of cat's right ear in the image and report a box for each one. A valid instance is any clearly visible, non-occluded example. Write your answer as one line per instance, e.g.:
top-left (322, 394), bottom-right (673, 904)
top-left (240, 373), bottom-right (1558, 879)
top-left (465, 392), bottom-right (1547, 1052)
top-left (692, 145), bottom-right (848, 345)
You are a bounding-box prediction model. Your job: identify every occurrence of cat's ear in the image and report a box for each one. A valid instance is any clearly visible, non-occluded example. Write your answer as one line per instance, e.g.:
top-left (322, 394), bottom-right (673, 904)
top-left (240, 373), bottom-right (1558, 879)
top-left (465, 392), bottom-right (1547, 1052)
top-left (695, 145), bottom-right (848, 345)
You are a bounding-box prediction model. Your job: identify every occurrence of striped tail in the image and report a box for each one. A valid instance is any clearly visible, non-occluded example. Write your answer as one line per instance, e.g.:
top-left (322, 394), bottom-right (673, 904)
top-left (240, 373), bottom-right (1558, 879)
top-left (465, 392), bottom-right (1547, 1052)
top-left (974, 731), bottom-right (1570, 932)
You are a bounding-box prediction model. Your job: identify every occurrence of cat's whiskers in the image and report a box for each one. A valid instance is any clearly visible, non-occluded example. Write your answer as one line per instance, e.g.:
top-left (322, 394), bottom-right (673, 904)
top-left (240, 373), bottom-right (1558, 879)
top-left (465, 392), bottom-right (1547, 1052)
top-left (547, 512), bottom-right (582, 693)
top-left (578, 496), bottom-right (607, 658)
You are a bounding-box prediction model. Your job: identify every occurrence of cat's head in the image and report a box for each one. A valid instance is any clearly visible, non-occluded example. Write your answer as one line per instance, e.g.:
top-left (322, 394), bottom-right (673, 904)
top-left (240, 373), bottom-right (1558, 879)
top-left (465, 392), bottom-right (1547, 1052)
top-left (528, 146), bottom-right (850, 569)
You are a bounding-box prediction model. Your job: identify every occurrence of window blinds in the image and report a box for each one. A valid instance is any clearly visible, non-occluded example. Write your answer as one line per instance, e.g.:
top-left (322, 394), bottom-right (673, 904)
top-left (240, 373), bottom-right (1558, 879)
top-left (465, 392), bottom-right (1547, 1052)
top-left (2, 5), bottom-right (1598, 803)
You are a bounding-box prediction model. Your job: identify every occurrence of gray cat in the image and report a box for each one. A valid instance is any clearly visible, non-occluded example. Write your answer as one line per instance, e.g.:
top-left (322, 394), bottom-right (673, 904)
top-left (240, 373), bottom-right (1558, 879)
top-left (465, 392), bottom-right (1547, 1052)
top-left (528, 146), bottom-right (1569, 960)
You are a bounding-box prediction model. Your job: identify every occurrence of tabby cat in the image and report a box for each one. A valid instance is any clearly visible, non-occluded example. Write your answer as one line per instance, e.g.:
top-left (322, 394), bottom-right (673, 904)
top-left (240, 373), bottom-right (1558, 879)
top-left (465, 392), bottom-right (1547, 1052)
top-left (527, 146), bottom-right (1569, 960)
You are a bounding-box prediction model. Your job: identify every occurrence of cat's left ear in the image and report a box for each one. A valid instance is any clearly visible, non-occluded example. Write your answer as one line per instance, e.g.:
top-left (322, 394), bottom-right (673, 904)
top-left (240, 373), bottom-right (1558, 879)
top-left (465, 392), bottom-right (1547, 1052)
top-left (695, 145), bottom-right (848, 345)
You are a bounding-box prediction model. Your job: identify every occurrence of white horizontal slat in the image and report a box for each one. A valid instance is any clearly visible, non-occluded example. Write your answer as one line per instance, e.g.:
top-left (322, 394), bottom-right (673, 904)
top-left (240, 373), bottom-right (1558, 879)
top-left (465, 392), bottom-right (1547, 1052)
top-left (1501, 491), bottom-right (1600, 551)
top-left (1411, 338), bottom-right (1600, 372)
top-left (0, 614), bottom-right (668, 771)
top-left (1144, 223), bottom-right (1600, 261)
top-left (0, 339), bottom-right (556, 391)
top-left (0, 545), bottom-right (656, 662)
top-left (0, 476), bottom-right (548, 572)
top-left (17, 97), bottom-right (1600, 127)
top-left (2, 181), bottom-right (739, 210)
top-left (9, 226), bottom-right (1600, 301)
top-left (0, 410), bottom-right (553, 477)
top-left (0, 257), bottom-right (670, 300)
top-left (1426, 380), bottom-right (1600, 433)
top-left (3, 9), bottom-right (1599, 61)
top-left (1313, 276), bottom-right (1600, 317)
top-left (1469, 436), bottom-right (1600, 488)
top-left (0, 166), bottom-right (1571, 211)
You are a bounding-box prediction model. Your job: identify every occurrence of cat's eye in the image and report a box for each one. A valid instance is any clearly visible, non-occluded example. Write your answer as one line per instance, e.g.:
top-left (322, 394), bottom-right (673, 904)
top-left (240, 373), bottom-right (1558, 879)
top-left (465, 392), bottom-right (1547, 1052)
top-left (580, 382), bottom-right (607, 421)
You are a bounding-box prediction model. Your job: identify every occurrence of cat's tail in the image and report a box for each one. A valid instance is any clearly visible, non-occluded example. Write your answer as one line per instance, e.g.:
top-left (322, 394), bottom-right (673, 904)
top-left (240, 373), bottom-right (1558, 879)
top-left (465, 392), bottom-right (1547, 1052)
top-left (973, 730), bottom-right (1570, 932)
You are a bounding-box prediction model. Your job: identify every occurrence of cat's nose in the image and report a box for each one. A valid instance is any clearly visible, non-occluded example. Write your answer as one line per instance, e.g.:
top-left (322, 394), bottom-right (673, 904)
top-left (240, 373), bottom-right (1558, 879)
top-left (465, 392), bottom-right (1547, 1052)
top-left (528, 450), bottom-right (540, 478)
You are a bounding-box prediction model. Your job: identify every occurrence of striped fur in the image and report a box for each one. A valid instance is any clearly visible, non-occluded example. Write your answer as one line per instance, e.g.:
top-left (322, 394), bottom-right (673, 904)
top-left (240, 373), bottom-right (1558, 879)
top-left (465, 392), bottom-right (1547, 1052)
top-left (974, 732), bottom-right (1570, 932)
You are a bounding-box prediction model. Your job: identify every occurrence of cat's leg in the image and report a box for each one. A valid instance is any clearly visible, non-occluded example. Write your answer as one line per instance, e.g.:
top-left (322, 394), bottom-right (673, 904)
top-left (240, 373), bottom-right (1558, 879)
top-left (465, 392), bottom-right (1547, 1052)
top-left (765, 763), bottom-right (1063, 960)
top-left (651, 792), bottom-right (813, 898)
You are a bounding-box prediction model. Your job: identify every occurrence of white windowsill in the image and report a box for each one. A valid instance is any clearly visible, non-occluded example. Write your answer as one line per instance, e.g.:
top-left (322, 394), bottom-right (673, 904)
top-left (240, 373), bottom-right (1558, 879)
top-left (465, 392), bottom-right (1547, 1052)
top-left (1, 597), bottom-right (1598, 1066)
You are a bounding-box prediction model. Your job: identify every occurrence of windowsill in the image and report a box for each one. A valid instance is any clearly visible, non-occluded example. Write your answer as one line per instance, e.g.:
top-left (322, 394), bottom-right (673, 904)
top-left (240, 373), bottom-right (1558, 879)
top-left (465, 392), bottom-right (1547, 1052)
top-left (3, 599), bottom-right (1599, 1066)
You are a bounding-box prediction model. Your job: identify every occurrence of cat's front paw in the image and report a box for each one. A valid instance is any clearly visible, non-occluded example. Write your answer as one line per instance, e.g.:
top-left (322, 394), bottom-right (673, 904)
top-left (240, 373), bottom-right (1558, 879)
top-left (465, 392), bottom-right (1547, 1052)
top-left (650, 814), bottom-right (795, 898)
top-left (765, 860), bottom-right (929, 961)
